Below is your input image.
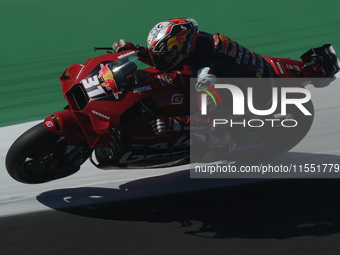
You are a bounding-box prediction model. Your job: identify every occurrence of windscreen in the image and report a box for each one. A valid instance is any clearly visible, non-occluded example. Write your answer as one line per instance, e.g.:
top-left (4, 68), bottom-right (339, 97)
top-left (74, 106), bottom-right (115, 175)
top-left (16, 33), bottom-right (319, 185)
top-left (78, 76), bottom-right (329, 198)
top-left (80, 53), bottom-right (152, 101)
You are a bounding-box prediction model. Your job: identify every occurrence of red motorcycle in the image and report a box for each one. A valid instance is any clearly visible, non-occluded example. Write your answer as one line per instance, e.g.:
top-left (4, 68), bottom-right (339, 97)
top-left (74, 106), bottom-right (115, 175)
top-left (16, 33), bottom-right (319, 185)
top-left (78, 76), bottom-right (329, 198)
top-left (6, 45), bottom-right (340, 183)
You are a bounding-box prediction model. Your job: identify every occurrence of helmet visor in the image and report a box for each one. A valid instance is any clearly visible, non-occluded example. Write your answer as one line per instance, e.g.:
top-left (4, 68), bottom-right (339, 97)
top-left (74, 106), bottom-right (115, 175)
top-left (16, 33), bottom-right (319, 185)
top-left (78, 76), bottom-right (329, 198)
top-left (149, 48), bottom-right (179, 72)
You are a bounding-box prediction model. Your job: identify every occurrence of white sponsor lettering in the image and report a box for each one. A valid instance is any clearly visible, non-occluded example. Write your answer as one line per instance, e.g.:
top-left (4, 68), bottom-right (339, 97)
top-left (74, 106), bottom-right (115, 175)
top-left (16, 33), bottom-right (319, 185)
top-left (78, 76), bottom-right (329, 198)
top-left (133, 85), bottom-right (152, 94)
top-left (91, 110), bottom-right (110, 120)
top-left (171, 94), bottom-right (184, 105)
top-left (117, 51), bottom-right (136, 59)
top-left (45, 121), bottom-right (54, 128)
top-left (276, 62), bottom-right (285, 74)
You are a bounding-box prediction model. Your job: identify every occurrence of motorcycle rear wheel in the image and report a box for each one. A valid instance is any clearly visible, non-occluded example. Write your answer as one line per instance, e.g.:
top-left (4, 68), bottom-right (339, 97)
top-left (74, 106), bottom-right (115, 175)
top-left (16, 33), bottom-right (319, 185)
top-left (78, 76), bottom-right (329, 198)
top-left (6, 123), bottom-right (89, 184)
top-left (235, 100), bottom-right (315, 163)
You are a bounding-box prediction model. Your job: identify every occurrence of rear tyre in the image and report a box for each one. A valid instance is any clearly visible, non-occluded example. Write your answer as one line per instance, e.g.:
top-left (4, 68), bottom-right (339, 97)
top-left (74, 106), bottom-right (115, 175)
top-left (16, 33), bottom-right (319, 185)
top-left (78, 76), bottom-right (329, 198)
top-left (237, 100), bottom-right (314, 163)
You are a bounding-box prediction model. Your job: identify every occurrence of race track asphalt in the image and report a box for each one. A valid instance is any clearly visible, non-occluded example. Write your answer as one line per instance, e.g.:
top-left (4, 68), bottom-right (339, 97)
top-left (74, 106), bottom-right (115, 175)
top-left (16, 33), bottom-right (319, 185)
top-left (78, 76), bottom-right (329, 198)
top-left (2, 178), bottom-right (340, 255)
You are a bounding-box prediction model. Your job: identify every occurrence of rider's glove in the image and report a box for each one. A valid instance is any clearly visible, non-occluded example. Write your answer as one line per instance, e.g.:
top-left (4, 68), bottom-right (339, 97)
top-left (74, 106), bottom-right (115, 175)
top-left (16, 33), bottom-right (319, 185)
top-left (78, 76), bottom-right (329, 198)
top-left (195, 67), bottom-right (217, 92)
top-left (151, 117), bottom-right (183, 135)
top-left (112, 39), bottom-right (133, 53)
top-left (195, 78), bottom-right (211, 92)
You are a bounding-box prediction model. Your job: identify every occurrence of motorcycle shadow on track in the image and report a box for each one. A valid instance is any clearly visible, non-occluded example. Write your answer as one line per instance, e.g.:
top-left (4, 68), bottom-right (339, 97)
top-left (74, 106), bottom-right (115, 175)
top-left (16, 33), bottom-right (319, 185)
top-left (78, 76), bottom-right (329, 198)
top-left (37, 152), bottom-right (340, 239)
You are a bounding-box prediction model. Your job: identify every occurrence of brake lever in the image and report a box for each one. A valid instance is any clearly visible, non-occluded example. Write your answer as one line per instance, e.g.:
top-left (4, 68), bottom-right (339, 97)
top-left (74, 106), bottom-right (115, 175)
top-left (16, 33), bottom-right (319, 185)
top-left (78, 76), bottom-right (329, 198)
top-left (303, 56), bottom-right (322, 69)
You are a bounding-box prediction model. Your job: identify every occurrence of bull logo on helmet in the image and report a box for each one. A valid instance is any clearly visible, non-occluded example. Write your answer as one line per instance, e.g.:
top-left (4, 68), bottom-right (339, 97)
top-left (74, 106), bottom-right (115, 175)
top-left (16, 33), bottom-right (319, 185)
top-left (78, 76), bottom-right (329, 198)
top-left (167, 25), bottom-right (191, 52)
top-left (98, 63), bottom-right (124, 100)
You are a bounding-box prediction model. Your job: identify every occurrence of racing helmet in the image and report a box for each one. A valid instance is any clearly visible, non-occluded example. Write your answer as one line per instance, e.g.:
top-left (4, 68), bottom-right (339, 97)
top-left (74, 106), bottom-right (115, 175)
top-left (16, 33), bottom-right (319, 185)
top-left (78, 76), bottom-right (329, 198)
top-left (147, 18), bottom-right (198, 72)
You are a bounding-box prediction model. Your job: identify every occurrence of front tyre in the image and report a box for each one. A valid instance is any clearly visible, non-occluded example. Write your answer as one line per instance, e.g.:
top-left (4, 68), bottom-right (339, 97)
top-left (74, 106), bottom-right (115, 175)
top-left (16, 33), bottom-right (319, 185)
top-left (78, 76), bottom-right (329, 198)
top-left (5, 123), bottom-right (91, 184)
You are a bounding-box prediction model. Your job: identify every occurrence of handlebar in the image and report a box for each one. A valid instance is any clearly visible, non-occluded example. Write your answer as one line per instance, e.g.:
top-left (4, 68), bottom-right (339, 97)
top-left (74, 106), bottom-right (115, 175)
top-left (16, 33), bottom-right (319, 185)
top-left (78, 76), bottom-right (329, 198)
top-left (303, 56), bottom-right (322, 69)
top-left (94, 47), bottom-right (113, 52)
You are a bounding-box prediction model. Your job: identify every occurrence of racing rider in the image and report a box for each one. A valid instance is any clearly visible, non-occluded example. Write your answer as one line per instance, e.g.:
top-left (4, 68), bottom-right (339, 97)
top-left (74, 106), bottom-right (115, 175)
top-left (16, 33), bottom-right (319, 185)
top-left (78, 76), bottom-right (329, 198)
top-left (112, 18), bottom-right (274, 153)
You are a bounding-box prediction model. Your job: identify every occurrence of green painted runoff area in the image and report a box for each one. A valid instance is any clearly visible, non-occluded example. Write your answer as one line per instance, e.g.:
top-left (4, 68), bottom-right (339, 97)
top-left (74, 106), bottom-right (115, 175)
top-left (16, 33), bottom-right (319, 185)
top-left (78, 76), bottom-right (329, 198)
top-left (1, 0), bottom-right (340, 127)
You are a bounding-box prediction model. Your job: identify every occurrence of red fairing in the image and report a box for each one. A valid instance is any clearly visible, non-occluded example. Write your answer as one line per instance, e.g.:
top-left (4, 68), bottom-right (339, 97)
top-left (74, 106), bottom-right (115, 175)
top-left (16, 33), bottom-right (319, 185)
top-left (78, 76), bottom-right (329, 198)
top-left (44, 109), bottom-right (86, 144)
top-left (53, 51), bottom-right (191, 148)
top-left (60, 63), bottom-right (84, 95)
top-left (263, 56), bottom-right (325, 78)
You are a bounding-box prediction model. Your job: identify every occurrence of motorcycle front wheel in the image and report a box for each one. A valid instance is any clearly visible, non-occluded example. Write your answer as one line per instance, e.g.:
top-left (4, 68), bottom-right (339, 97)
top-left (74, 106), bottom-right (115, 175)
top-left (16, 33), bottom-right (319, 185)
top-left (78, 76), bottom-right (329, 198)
top-left (6, 123), bottom-right (91, 184)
